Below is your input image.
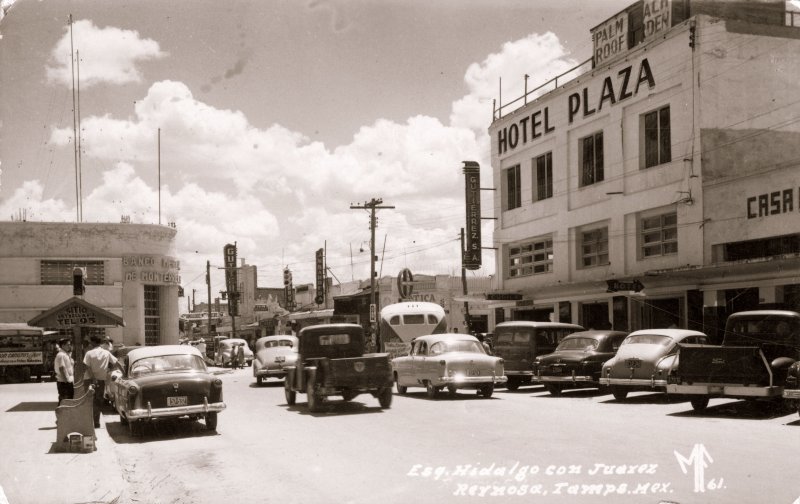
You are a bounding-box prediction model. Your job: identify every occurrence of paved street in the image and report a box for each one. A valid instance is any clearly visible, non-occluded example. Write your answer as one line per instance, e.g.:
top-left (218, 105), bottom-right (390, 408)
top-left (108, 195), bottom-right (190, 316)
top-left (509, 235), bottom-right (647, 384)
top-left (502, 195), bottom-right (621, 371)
top-left (2, 367), bottom-right (800, 504)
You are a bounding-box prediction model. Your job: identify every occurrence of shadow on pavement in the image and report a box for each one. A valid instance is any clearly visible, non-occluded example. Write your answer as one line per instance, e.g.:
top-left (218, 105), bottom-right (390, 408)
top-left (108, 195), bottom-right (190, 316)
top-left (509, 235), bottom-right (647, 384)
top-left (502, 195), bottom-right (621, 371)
top-left (249, 380), bottom-right (285, 389)
top-left (395, 390), bottom-right (501, 401)
top-left (283, 398), bottom-right (390, 417)
top-left (668, 399), bottom-right (795, 420)
top-left (7, 401), bottom-right (59, 412)
top-left (105, 417), bottom-right (219, 443)
top-left (598, 392), bottom-right (677, 405)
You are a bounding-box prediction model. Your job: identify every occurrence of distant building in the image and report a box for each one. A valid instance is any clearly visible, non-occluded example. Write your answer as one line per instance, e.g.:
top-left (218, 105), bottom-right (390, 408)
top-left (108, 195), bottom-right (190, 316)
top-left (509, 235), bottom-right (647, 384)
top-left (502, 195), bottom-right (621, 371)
top-left (490, 0), bottom-right (800, 339)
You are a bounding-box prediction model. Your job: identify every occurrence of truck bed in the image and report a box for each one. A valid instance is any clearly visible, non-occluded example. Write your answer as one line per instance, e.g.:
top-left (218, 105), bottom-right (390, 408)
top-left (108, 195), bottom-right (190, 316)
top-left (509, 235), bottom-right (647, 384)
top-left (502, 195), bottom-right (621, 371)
top-left (323, 354), bottom-right (393, 389)
top-left (675, 344), bottom-right (771, 386)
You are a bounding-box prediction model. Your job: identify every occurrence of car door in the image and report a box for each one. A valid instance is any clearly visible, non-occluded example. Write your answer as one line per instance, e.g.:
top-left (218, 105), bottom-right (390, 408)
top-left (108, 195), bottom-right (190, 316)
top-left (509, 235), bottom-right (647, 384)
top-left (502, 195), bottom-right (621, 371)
top-left (394, 341), bottom-right (417, 386)
top-left (413, 341), bottom-right (429, 382)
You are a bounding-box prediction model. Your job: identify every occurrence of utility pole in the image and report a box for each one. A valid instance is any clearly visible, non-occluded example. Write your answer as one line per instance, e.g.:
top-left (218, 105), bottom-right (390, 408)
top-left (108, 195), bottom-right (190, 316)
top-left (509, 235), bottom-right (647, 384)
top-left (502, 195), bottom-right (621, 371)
top-left (350, 198), bottom-right (394, 351)
top-left (206, 260), bottom-right (212, 339)
top-left (192, 289), bottom-right (196, 311)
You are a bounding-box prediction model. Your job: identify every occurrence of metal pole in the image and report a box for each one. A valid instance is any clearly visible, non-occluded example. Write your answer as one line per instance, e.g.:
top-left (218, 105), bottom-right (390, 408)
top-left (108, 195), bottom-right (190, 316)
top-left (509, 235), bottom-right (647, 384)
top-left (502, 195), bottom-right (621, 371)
top-left (158, 128), bottom-right (161, 225)
top-left (461, 228), bottom-right (472, 335)
top-left (370, 202), bottom-right (377, 349)
top-left (206, 260), bottom-right (212, 338)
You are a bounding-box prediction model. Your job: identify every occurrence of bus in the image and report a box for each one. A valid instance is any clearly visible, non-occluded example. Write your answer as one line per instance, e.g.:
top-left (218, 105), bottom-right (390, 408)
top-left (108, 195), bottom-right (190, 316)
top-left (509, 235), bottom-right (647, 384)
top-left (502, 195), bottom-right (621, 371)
top-left (0, 323), bottom-right (59, 383)
top-left (380, 302), bottom-right (447, 359)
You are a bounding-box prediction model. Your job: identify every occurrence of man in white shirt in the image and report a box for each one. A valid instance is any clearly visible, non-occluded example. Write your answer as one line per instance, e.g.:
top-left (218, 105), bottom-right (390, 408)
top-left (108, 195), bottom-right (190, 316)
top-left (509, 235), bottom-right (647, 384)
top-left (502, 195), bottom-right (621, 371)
top-left (54, 338), bottom-right (74, 405)
top-left (83, 335), bottom-right (118, 428)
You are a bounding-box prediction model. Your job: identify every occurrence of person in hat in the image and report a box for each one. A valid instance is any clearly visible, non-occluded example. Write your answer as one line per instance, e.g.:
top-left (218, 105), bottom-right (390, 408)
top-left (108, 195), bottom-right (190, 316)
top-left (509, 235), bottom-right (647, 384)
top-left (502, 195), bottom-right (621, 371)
top-left (83, 334), bottom-right (118, 428)
top-left (54, 338), bottom-right (75, 405)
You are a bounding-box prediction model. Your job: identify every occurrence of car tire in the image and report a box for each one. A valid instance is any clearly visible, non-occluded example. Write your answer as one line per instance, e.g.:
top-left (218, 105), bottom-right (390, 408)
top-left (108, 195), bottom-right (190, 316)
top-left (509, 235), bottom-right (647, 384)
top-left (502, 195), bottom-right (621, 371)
top-left (119, 413), bottom-right (128, 426)
top-left (128, 420), bottom-right (141, 437)
top-left (447, 385), bottom-right (458, 396)
top-left (611, 387), bottom-right (628, 401)
top-left (546, 384), bottom-right (562, 396)
top-left (342, 390), bottom-right (357, 402)
top-left (378, 387), bottom-right (392, 409)
top-left (205, 412), bottom-right (218, 431)
top-left (284, 379), bottom-right (296, 405)
top-left (506, 378), bottom-right (520, 391)
top-left (256, 376), bottom-right (263, 386)
top-left (690, 396), bottom-right (709, 412)
top-left (394, 373), bottom-right (407, 395)
top-left (307, 381), bottom-right (321, 412)
top-left (425, 382), bottom-right (438, 399)
top-left (479, 383), bottom-right (494, 398)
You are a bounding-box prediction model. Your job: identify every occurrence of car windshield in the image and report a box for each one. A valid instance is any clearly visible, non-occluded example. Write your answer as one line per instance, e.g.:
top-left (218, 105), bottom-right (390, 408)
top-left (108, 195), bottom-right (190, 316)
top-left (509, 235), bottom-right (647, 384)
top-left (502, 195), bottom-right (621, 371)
top-left (556, 337), bottom-right (598, 351)
top-left (266, 340), bottom-right (293, 348)
top-left (622, 334), bottom-right (672, 346)
top-left (129, 354), bottom-right (206, 377)
top-left (495, 330), bottom-right (531, 345)
top-left (429, 340), bottom-right (484, 355)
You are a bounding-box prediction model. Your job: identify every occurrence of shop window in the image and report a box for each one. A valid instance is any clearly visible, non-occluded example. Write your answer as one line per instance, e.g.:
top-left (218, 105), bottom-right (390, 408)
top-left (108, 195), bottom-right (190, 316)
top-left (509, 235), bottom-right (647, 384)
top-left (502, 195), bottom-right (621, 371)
top-left (505, 164), bottom-right (522, 210)
top-left (579, 131), bottom-right (604, 187)
top-left (580, 227), bottom-right (609, 268)
top-left (720, 233), bottom-right (800, 262)
top-left (41, 260), bottom-right (104, 285)
top-left (534, 152), bottom-right (553, 201)
top-left (508, 237), bottom-right (553, 278)
top-left (642, 106), bottom-right (671, 168)
top-left (144, 285), bottom-right (161, 346)
top-left (641, 211), bottom-right (678, 258)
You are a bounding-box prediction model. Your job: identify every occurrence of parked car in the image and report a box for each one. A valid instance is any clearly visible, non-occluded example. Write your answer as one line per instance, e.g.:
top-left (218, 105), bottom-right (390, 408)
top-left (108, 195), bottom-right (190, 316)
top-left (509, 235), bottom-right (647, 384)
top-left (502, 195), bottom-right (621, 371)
top-left (106, 345), bottom-right (138, 406)
top-left (214, 338), bottom-right (254, 367)
top-left (253, 335), bottom-right (298, 385)
top-left (784, 360), bottom-right (800, 418)
top-left (533, 330), bottom-right (628, 395)
top-left (392, 333), bottom-right (507, 398)
top-left (670, 310), bottom-right (800, 411)
top-left (600, 329), bottom-right (709, 401)
top-left (492, 321), bottom-right (584, 390)
top-left (111, 344), bottom-right (226, 436)
top-left (283, 324), bottom-right (393, 412)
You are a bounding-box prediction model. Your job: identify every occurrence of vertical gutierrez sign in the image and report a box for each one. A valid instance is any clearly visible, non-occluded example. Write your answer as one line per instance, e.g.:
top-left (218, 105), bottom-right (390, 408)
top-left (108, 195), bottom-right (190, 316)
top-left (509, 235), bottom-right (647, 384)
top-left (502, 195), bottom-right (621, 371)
top-left (223, 243), bottom-right (238, 316)
top-left (463, 161), bottom-right (482, 270)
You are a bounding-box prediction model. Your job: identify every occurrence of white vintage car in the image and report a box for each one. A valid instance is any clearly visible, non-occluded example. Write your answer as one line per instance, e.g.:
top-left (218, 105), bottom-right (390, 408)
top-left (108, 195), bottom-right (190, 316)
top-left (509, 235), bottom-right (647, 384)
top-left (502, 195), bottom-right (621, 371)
top-left (391, 333), bottom-right (506, 398)
top-left (253, 335), bottom-right (298, 385)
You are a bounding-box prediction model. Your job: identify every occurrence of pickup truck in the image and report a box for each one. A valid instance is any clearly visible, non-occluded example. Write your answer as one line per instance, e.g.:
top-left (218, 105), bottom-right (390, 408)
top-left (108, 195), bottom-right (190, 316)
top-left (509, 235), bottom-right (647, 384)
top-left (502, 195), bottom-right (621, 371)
top-left (667, 310), bottom-right (800, 411)
top-left (283, 323), bottom-right (394, 412)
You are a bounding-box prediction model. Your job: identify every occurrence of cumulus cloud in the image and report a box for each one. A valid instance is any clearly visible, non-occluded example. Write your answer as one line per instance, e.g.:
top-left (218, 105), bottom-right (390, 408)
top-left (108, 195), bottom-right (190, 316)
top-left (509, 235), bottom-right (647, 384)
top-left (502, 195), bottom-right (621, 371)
top-left (30, 27), bottom-right (580, 293)
top-left (46, 19), bottom-right (166, 88)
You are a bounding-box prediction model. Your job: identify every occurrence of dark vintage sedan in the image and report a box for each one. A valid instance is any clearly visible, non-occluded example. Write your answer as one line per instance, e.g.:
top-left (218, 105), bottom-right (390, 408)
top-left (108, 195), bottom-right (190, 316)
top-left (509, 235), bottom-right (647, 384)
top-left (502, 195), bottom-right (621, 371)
top-left (111, 345), bottom-right (225, 436)
top-left (533, 330), bottom-right (628, 395)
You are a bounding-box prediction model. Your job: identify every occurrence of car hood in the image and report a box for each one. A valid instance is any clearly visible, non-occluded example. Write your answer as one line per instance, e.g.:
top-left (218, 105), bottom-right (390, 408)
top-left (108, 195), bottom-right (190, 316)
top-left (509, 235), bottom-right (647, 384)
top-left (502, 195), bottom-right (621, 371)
top-left (537, 350), bottom-right (595, 364)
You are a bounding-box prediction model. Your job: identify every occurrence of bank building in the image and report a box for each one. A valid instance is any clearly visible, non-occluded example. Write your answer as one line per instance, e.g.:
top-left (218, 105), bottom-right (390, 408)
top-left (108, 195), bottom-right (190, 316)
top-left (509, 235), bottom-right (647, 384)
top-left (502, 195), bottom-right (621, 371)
top-left (489, 0), bottom-right (800, 341)
top-left (0, 221), bottom-right (180, 345)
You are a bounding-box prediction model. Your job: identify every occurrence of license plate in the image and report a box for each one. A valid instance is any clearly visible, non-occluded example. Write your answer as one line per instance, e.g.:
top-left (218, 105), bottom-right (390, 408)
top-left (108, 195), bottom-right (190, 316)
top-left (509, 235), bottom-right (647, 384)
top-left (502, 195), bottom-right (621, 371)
top-left (275, 355), bottom-right (285, 363)
top-left (468, 369), bottom-right (481, 377)
top-left (551, 366), bottom-right (562, 375)
top-left (626, 359), bottom-right (642, 369)
top-left (167, 396), bottom-right (187, 406)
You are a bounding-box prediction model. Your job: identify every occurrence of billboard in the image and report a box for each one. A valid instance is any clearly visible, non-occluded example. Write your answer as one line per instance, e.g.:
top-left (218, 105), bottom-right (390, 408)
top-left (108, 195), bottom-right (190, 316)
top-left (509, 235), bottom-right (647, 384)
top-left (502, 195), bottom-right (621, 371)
top-left (223, 243), bottom-right (238, 316)
top-left (315, 248), bottom-right (325, 305)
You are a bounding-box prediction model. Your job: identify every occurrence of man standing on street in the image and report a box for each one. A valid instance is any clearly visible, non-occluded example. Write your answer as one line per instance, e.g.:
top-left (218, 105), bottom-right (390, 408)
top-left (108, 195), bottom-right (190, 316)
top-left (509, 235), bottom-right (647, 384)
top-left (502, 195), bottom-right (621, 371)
top-left (54, 338), bottom-right (74, 405)
top-left (236, 342), bottom-right (245, 369)
top-left (83, 334), bottom-right (118, 428)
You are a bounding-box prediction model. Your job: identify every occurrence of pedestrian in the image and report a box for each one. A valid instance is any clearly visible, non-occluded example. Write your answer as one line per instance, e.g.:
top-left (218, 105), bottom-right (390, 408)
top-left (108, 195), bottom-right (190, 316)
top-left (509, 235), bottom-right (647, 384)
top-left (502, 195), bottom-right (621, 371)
top-left (236, 342), bottom-right (245, 369)
top-left (54, 338), bottom-right (74, 405)
top-left (83, 334), bottom-right (118, 428)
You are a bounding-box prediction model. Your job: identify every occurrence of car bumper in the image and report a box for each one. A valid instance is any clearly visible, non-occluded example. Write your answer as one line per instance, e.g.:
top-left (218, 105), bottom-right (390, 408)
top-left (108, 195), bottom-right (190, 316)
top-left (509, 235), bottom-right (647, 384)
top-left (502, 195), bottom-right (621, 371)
top-left (433, 375), bottom-right (507, 386)
top-left (127, 398), bottom-right (226, 421)
top-left (783, 389), bottom-right (800, 400)
top-left (599, 377), bottom-right (668, 388)
top-left (255, 369), bottom-right (287, 378)
top-left (504, 371), bottom-right (533, 376)
top-left (667, 383), bottom-right (783, 397)
top-left (538, 375), bottom-right (595, 384)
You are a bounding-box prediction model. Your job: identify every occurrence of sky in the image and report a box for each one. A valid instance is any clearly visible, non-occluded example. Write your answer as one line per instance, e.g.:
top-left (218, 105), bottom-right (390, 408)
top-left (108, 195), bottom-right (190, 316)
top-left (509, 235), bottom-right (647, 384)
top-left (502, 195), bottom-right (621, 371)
top-left (0, 0), bottom-right (635, 307)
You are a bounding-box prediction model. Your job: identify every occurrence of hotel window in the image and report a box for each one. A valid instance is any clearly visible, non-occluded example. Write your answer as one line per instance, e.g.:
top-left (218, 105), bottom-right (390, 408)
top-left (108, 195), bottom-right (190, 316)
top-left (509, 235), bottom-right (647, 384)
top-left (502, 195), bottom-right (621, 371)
top-left (580, 132), bottom-right (604, 187)
top-left (641, 212), bottom-right (678, 257)
top-left (534, 152), bottom-right (553, 201)
top-left (508, 236), bottom-right (553, 278)
top-left (144, 285), bottom-right (161, 346)
top-left (41, 260), bottom-right (104, 285)
top-left (580, 227), bottom-right (609, 267)
top-left (505, 165), bottom-right (521, 210)
top-left (643, 106), bottom-right (671, 168)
